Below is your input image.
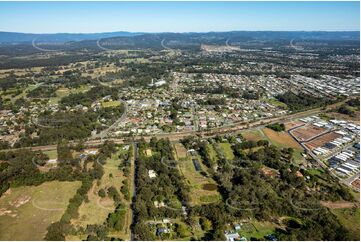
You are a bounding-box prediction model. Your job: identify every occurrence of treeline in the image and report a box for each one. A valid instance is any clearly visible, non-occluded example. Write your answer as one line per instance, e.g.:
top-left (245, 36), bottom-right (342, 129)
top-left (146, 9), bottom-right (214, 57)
top-left (60, 85), bottom-right (118, 108)
top-left (27, 85), bottom-right (57, 98)
top-left (276, 91), bottom-right (336, 112)
top-left (266, 123), bottom-right (285, 132)
top-left (337, 97), bottom-right (359, 117)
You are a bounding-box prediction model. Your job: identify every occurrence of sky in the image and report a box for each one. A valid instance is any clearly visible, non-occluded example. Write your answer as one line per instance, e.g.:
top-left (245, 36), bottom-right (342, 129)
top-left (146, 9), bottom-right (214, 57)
top-left (0, 1), bottom-right (359, 33)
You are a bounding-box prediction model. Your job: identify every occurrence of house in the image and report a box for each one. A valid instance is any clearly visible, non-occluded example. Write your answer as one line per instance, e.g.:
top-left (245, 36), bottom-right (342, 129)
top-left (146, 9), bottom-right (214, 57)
top-left (156, 227), bottom-right (170, 236)
top-left (148, 170), bottom-right (157, 178)
top-left (48, 159), bottom-right (57, 164)
top-left (225, 233), bottom-right (240, 241)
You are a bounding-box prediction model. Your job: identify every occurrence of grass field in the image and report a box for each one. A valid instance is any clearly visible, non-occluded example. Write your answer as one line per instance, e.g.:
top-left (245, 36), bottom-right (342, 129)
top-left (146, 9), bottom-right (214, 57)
top-left (179, 156), bottom-right (220, 206)
top-left (241, 129), bottom-right (267, 141)
top-left (241, 128), bottom-right (304, 164)
top-left (0, 181), bottom-right (81, 240)
top-left (49, 85), bottom-right (91, 104)
top-left (43, 149), bottom-right (57, 159)
top-left (262, 128), bottom-right (302, 150)
top-left (238, 220), bottom-right (277, 240)
top-left (101, 100), bottom-right (121, 108)
top-left (331, 208), bottom-right (360, 240)
top-left (217, 143), bottom-right (235, 161)
top-left (262, 128), bottom-right (305, 164)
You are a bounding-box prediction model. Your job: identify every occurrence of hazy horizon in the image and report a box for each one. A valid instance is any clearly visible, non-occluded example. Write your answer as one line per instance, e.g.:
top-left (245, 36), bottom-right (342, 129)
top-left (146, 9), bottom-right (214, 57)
top-left (0, 1), bottom-right (359, 33)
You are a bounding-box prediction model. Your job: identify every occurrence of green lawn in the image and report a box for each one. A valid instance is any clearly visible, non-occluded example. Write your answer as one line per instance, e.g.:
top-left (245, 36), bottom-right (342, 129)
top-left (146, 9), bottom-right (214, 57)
top-left (265, 98), bottom-right (288, 109)
top-left (101, 100), bottom-right (121, 108)
top-left (239, 221), bottom-right (277, 240)
top-left (218, 143), bottom-right (235, 161)
top-left (0, 181), bottom-right (81, 240)
top-left (43, 149), bottom-right (57, 160)
top-left (306, 168), bottom-right (324, 177)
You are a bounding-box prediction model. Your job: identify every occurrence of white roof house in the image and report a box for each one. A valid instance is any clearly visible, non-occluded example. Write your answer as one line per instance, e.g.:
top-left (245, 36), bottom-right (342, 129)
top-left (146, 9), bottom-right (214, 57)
top-left (148, 170), bottom-right (157, 178)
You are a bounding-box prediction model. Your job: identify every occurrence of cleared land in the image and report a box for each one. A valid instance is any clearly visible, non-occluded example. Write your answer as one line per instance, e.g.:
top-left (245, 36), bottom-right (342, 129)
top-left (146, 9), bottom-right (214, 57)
top-left (304, 131), bottom-right (341, 150)
top-left (0, 181), bottom-right (81, 240)
top-left (263, 128), bottom-right (302, 150)
top-left (241, 129), bottom-right (267, 141)
top-left (43, 149), bottom-right (57, 159)
top-left (49, 85), bottom-right (91, 104)
top-left (351, 179), bottom-right (360, 190)
top-left (290, 124), bottom-right (327, 142)
top-left (237, 220), bottom-right (277, 240)
top-left (242, 128), bottom-right (304, 164)
top-left (174, 142), bottom-right (187, 159)
top-left (101, 100), bottom-right (121, 108)
top-left (284, 121), bottom-right (305, 131)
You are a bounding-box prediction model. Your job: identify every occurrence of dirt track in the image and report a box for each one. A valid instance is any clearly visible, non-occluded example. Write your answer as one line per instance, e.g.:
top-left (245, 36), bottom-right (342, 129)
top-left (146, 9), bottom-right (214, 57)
top-left (321, 201), bottom-right (359, 209)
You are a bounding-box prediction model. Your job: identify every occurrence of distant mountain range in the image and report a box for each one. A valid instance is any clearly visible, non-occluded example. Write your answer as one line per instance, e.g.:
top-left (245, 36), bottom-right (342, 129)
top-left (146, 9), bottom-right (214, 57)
top-left (0, 31), bottom-right (143, 44)
top-left (0, 31), bottom-right (359, 44)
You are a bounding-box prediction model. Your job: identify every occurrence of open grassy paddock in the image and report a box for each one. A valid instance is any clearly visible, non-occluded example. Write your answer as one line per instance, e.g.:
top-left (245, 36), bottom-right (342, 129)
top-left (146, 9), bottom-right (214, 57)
top-left (241, 129), bottom-right (267, 141)
top-left (49, 85), bottom-right (91, 104)
top-left (43, 149), bottom-right (58, 160)
top-left (0, 181), bottom-right (81, 240)
top-left (330, 207), bottom-right (360, 240)
top-left (242, 128), bottom-right (305, 164)
top-left (178, 156), bottom-right (221, 206)
top-left (217, 142), bottom-right (235, 161)
top-left (101, 100), bottom-right (121, 108)
top-left (70, 146), bottom-right (132, 240)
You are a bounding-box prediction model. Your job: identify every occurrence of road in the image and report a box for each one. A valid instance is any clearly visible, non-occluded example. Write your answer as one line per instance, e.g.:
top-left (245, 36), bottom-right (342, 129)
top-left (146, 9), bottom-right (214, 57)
top-left (92, 100), bottom-right (128, 140)
top-left (341, 172), bottom-right (360, 191)
top-left (130, 141), bottom-right (138, 240)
